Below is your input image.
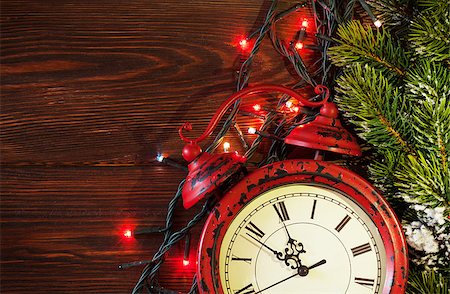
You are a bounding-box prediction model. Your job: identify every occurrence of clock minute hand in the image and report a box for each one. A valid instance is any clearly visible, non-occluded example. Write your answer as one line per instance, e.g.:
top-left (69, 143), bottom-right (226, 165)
top-left (246, 233), bottom-right (281, 257)
top-left (281, 221), bottom-right (292, 240)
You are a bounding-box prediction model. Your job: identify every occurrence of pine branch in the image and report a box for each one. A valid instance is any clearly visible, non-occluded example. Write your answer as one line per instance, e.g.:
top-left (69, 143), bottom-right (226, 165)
top-left (407, 268), bottom-right (449, 294)
top-left (334, 64), bottom-right (415, 154)
top-left (417, 0), bottom-right (449, 15)
top-left (409, 9), bottom-right (450, 62)
top-left (328, 20), bottom-right (408, 77)
top-left (367, 0), bottom-right (415, 35)
top-left (406, 61), bottom-right (450, 172)
top-left (395, 152), bottom-right (450, 207)
top-left (368, 150), bottom-right (403, 195)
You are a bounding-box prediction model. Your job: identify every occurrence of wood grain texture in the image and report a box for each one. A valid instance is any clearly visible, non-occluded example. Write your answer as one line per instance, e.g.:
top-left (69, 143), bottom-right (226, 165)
top-left (1, 0), bottom-right (312, 292)
top-left (1, 166), bottom-right (205, 293)
top-left (1, 0), bottom-right (301, 165)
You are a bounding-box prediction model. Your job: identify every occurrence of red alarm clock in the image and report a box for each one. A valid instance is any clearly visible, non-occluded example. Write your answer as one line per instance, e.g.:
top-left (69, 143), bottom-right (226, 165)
top-left (178, 84), bottom-right (408, 294)
top-left (196, 160), bottom-right (408, 293)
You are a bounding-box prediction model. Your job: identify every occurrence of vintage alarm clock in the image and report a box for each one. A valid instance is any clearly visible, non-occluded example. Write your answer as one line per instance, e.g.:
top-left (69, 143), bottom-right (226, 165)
top-left (178, 84), bottom-right (408, 294)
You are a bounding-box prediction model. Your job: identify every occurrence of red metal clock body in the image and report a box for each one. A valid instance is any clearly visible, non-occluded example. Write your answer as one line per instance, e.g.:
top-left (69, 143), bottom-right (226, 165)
top-left (197, 160), bottom-right (408, 294)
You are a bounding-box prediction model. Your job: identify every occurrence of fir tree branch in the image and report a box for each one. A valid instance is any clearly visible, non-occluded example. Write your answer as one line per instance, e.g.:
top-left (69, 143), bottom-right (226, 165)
top-left (405, 61), bottom-right (450, 172)
top-left (409, 9), bottom-right (450, 62)
top-left (334, 64), bottom-right (415, 154)
top-left (328, 20), bottom-right (408, 77)
top-left (407, 268), bottom-right (449, 294)
top-left (417, 0), bottom-right (449, 15)
top-left (368, 150), bottom-right (403, 195)
top-left (395, 152), bottom-right (450, 207)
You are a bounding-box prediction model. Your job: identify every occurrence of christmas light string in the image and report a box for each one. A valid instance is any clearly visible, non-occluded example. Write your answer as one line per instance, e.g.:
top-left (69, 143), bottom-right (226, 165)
top-left (127, 0), bottom-right (382, 293)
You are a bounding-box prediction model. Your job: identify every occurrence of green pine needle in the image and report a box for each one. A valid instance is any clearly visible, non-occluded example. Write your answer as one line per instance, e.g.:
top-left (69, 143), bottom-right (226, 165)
top-left (334, 63), bottom-right (415, 153)
top-left (395, 152), bottom-right (450, 207)
top-left (409, 9), bottom-right (450, 62)
top-left (406, 61), bottom-right (450, 172)
top-left (407, 269), bottom-right (449, 294)
top-left (328, 20), bottom-right (408, 77)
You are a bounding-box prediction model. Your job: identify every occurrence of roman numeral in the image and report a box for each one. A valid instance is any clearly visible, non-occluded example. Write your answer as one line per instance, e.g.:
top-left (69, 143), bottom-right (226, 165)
top-left (232, 255), bottom-right (252, 264)
top-left (351, 243), bottom-right (372, 257)
top-left (310, 199), bottom-right (317, 219)
top-left (273, 201), bottom-right (290, 222)
top-left (335, 215), bottom-right (351, 232)
top-left (234, 283), bottom-right (255, 294)
top-left (245, 221), bottom-right (265, 240)
top-left (355, 277), bottom-right (375, 288)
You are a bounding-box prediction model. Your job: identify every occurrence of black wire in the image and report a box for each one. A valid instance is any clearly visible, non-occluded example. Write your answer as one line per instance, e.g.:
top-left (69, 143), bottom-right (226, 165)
top-left (131, 1), bottom-right (380, 293)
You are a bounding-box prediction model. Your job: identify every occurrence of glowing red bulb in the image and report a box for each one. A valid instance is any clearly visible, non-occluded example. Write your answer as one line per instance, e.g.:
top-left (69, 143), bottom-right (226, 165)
top-left (301, 19), bottom-right (308, 28)
top-left (295, 42), bottom-right (304, 50)
top-left (253, 104), bottom-right (261, 111)
top-left (239, 39), bottom-right (248, 49)
top-left (183, 259), bottom-right (190, 266)
top-left (123, 230), bottom-right (133, 238)
top-left (293, 106), bottom-right (300, 113)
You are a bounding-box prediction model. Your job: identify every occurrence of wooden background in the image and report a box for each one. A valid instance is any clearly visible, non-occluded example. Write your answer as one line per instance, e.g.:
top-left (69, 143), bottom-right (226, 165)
top-left (1, 1), bottom-right (315, 292)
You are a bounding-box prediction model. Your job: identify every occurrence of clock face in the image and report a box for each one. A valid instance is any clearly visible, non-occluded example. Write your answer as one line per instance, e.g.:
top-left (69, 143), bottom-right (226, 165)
top-left (219, 184), bottom-right (386, 294)
top-left (197, 160), bottom-right (408, 294)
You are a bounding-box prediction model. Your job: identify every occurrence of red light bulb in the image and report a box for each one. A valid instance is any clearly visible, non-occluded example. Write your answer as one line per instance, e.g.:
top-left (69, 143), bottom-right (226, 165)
top-left (183, 259), bottom-right (190, 266)
top-left (253, 104), bottom-right (261, 111)
top-left (295, 42), bottom-right (304, 50)
top-left (239, 38), bottom-right (248, 49)
top-left (123, 230), bottom-right (132, 238)
top-left (301, 19), bottom-right (308, 28)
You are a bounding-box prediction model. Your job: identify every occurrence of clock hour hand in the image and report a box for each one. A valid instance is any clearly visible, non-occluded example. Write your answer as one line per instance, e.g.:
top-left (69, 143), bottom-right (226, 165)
top-left (297, 259), bottom-right (327, 277)
top-left (308, 259), bottom-right (326, 270)
top-left (254, 260), bottom-right (327, 293)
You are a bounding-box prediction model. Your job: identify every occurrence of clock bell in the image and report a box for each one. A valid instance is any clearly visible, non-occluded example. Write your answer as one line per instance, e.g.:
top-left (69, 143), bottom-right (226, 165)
top-left (178, 84), bottom-right (358, 209)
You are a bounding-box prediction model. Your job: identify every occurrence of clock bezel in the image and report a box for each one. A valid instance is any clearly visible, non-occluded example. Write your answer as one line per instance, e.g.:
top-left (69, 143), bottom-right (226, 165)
top-left (196, 160), bottom-right (408, 294)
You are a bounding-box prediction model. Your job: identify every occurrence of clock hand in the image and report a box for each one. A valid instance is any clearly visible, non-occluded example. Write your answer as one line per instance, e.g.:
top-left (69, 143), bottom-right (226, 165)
top-left (297, 259), bottom-right (327, 277)
top-left (254, 272), bottom-right (299, 293)
top-left (281, 221), bottom-right (292, 240)
top-left (308, 259), bottom-right (326, 270)
top-left (246, 233), bottom-right (281, 257)
top-left (255, 260), bottom-right (327, 293)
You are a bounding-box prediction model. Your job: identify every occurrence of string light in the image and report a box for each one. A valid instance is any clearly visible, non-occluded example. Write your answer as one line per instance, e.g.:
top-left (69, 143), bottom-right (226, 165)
top-left (301, 19), bottom-right (308, 28)
top-left (253, 104), bottom-right (261, 111)
top-left (239, 38), bottom-right (248, 50)
top-left (223, 142), bottom-right (231, 152)
top-left (295, 42), bottom-right (304, 50)
top-left (131, 1), bottom-right (384, 292)
top-left (285, 101), bottom-right (293, 108)
top-left (183, 233), bottom-right (191, 267)
top-left (155, 154), bottom-right (188, 171)
top-left (294, 18), bottom-right (308, 48)
top-left (374, 19), bottom-right (382, 27)
top-left (123, 229), bottom-right (133, 239)
top-left (156, 154), bottom-right (165, 162)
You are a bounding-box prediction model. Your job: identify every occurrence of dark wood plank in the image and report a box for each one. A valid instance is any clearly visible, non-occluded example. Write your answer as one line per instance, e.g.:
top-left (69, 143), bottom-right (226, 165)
top-left (1, 1), bottom-right (317, 292)
top-left (1, 165), bottom-right (204, 293)
top-left (0, 0), bottom-right (304, 165)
